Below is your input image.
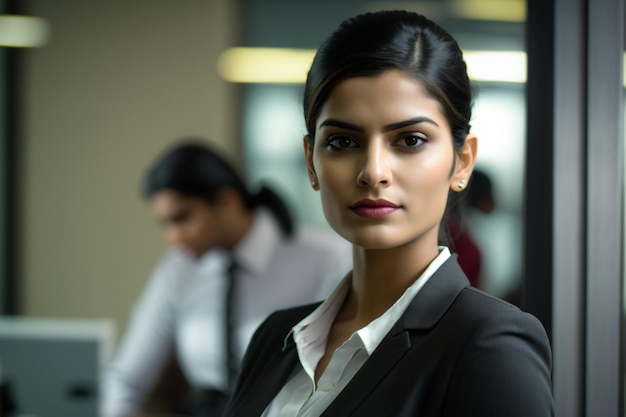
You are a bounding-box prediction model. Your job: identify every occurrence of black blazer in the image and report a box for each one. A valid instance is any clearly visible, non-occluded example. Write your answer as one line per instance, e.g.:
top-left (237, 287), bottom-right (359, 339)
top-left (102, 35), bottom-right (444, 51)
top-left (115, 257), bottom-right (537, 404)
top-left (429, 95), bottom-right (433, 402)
top-left (223, 256), bottom-right (554, 417)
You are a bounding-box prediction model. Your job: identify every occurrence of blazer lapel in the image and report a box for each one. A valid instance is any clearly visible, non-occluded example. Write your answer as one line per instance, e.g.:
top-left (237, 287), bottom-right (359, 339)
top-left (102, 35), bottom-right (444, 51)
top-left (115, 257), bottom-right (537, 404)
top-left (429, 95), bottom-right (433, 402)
top-left (227, 319), bottom-right (308, 416)
top-left (399, 255), bottom-right (470, 331)
top-left (237, 346), bottom-right (300, 416)
top-left (320, 329), bottom-right (412, 417)
top-left (320, 256), bottom-right (469, 416)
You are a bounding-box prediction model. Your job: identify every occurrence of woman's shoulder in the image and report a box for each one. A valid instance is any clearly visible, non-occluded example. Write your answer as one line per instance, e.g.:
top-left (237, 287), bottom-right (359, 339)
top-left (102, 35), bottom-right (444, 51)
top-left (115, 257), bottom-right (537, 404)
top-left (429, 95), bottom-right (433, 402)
top-left (440, 287), bottom-right (553, 415)
top-left (453, 285), bottom-right (550, 343)
top-left (459, 285), bottom-right (520, 308)
top-left (457, 285), bottom-right (529, 315)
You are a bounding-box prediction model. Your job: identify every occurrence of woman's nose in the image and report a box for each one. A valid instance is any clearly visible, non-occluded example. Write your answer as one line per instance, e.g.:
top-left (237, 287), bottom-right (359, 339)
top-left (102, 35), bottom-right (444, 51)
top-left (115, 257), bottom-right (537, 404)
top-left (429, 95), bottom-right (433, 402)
top-left (356, 140), bottom-right (392, 188)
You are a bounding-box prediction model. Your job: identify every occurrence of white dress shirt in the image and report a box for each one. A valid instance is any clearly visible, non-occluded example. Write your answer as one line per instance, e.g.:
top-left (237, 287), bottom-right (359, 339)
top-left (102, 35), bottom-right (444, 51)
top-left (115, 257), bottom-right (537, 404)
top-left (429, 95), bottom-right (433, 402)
top-left (261, 247), bottom-right (452, 417)
top-left (101, 209), bottom-right (352, 417)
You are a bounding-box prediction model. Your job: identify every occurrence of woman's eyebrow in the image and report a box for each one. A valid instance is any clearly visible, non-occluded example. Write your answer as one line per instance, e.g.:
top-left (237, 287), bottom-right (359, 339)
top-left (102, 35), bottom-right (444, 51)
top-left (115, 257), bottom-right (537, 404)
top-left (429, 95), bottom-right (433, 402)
top-left (318, 119), bottom-right (363, 132)
top-left (318, 116), bottom-right (439, 133)
top-left (383, 117), bottom-right (439, 132)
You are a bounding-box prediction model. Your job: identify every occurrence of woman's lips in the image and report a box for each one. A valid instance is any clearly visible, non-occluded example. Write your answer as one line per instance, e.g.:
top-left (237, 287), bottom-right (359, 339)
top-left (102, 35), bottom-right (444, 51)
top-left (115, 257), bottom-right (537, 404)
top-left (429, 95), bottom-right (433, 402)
top-left (350, 199), bottom-right (400, 219)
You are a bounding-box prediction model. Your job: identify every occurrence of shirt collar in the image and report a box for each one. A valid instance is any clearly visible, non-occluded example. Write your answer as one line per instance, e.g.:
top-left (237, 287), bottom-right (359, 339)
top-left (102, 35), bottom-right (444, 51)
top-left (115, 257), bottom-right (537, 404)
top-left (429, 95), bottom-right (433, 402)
top-left (282, 270), bottom-right (352, 351)
top-left (286, 247), bottom-right (451, 355)
top-left (357, 247), bottom-right (450, 354)
top-left (170, 245), bottom-right (228, 273)
top-left (232, 209), bottom-right (282, 278)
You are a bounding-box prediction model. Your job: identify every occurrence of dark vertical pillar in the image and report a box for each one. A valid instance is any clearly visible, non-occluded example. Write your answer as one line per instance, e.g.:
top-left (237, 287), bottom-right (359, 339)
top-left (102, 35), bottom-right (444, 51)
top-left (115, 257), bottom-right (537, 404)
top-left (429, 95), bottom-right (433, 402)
top-left (2, 0), bottom-right (25, 315)
top-left (551, 0), bottom-right (587, 416)
top-left (527, 0), bottom-right (625, 415)
top-left (525, 0), bottom-right (555, 336)
top-left (585, 0), bottom-right (624, 415)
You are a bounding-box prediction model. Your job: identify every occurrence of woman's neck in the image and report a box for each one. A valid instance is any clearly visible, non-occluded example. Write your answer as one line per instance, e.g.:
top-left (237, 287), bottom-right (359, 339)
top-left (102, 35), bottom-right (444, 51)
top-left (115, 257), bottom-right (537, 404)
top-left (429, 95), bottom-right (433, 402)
top-left (345, 240), bottom-right (440, 323)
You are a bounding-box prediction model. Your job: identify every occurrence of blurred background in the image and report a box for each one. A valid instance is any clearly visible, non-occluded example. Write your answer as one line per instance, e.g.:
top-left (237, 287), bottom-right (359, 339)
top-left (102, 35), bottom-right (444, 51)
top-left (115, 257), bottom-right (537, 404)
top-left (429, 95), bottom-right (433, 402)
top-left (0, 0), bottom-right (624, 416)
top-left (0, 0), bottom-right (529, 335)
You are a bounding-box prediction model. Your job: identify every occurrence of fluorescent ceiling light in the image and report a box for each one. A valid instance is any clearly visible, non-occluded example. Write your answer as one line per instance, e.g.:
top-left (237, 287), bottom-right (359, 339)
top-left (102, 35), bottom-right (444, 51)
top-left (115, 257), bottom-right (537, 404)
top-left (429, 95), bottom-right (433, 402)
top-left (464, 51), bottom-right (527, 83)
top-left (0, 15), bottom-right (49, 48)
top-left (366, 0), bottom-right (525, 22)
top-left (217, 47), bottom-right (316, 84)
top-left (217, 47), bottom-right (528, 84)
top-left (449, 0), bottom-right (526, 22)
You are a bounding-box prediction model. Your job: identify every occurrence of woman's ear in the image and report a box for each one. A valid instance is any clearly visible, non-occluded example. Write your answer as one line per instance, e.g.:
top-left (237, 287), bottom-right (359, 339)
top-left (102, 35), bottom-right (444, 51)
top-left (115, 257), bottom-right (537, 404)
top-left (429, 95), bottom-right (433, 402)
top-left (303, 136), bottom-right (319, 190)
top-left (214, 187), bottom-right (241, 208)
top-left (451, 133), bottom-right (478, 192)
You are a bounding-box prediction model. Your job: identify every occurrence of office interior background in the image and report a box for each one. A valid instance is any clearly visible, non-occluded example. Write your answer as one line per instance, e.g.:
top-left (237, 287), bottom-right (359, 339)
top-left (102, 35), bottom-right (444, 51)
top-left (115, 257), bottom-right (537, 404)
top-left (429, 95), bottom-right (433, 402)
top-left (0, 0), bottom-right (623, 416)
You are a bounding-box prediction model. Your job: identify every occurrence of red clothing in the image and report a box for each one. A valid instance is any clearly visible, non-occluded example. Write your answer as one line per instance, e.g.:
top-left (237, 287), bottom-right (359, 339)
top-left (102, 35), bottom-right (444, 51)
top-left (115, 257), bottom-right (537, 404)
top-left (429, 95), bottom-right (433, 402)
top-left (446, 217), bottom-right (482, 288)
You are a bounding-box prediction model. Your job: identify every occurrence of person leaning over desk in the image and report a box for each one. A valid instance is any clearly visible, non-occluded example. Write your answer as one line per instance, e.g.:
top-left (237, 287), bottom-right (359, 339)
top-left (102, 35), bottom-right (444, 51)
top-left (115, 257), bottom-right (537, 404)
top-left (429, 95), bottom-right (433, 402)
top-left (223, 10), bottom-right (554, 417)
top-left (100, 140), bottom-right (352, 417)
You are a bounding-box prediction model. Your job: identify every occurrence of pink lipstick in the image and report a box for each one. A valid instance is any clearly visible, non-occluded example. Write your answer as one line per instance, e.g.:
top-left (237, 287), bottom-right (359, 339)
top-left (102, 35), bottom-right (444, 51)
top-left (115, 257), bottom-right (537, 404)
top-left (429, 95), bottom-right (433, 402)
top-left (350, 199), bottom-right (400, 219)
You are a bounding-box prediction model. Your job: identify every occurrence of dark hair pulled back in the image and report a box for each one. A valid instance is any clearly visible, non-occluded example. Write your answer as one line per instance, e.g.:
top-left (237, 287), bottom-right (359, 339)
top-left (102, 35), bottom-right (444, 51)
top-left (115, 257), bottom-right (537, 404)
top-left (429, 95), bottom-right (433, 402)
top-left (142, 139), bottom-right (293, 236)
top-left (303, 10), bottom-right (473, 151)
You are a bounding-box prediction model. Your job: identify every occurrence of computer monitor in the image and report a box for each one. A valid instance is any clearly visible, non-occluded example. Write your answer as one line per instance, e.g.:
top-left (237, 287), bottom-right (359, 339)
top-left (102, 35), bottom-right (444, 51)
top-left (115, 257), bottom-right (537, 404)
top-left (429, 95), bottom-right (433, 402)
top-left (0, 316), bottom-right (116, 417)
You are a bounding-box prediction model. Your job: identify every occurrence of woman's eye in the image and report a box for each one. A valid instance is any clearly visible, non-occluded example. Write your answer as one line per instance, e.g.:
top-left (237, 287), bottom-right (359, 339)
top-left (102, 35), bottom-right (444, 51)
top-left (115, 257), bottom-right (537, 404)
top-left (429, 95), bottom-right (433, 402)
top-left (397, 133), bottom-right (426, 148)
top-left (327, 135), bottom-right (358, 150)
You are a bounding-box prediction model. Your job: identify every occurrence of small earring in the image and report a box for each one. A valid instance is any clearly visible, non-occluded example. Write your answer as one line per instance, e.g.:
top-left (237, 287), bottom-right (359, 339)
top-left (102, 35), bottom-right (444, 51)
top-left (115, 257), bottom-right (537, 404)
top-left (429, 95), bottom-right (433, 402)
top-left (457, 180), bottom-right (466, 190)
top-left (311, 179), bottom-right (317, 188)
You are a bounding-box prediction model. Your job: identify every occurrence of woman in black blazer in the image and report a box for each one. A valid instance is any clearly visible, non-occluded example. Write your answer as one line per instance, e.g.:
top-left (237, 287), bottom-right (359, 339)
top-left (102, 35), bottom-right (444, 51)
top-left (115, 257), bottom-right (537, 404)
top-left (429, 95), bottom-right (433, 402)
top-left (223, 10), bottom-right (553, 417)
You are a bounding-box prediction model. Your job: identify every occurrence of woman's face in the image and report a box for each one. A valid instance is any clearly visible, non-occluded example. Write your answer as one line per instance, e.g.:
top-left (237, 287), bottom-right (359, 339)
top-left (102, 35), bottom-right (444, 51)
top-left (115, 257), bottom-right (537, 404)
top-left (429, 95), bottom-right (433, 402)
top-left (149, 189), bottom-right (220, 259)
top-left (304, 69), bottom-right (476, 251)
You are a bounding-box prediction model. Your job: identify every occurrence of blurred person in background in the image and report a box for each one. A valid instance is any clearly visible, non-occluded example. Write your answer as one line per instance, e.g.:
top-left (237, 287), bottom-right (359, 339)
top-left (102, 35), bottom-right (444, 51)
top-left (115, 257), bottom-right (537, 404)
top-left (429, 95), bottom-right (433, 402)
top-left (100, 139), bottom-right (352, 417)
top-left (464, 169), bottom-right (495, 215)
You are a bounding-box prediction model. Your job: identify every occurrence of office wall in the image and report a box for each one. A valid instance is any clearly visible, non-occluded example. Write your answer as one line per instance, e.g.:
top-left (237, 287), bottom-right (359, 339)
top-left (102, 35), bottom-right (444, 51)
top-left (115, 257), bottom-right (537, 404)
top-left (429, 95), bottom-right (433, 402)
top-left (19, 0), bottom-right (242, 338)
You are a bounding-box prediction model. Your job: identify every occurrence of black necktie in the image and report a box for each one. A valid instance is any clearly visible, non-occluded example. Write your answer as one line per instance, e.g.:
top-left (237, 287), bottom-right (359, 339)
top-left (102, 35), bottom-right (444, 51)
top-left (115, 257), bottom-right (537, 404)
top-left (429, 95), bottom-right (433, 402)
top-left (225, 259), bottom-right (238, 392)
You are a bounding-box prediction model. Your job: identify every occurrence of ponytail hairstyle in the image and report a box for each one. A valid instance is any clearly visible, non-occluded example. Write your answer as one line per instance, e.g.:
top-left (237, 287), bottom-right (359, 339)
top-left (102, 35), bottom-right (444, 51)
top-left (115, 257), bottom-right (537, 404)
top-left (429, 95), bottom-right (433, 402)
top-left (142, 139), bottom-right (293, 237)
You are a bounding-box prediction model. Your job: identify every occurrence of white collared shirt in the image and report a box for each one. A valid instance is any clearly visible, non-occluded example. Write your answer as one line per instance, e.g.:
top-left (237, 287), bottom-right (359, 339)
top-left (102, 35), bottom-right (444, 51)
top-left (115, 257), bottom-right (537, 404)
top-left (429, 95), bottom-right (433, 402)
top-left (262, 247), bottom-right (451, 417)
top-left (101, 209), bottom-right (352, 417)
